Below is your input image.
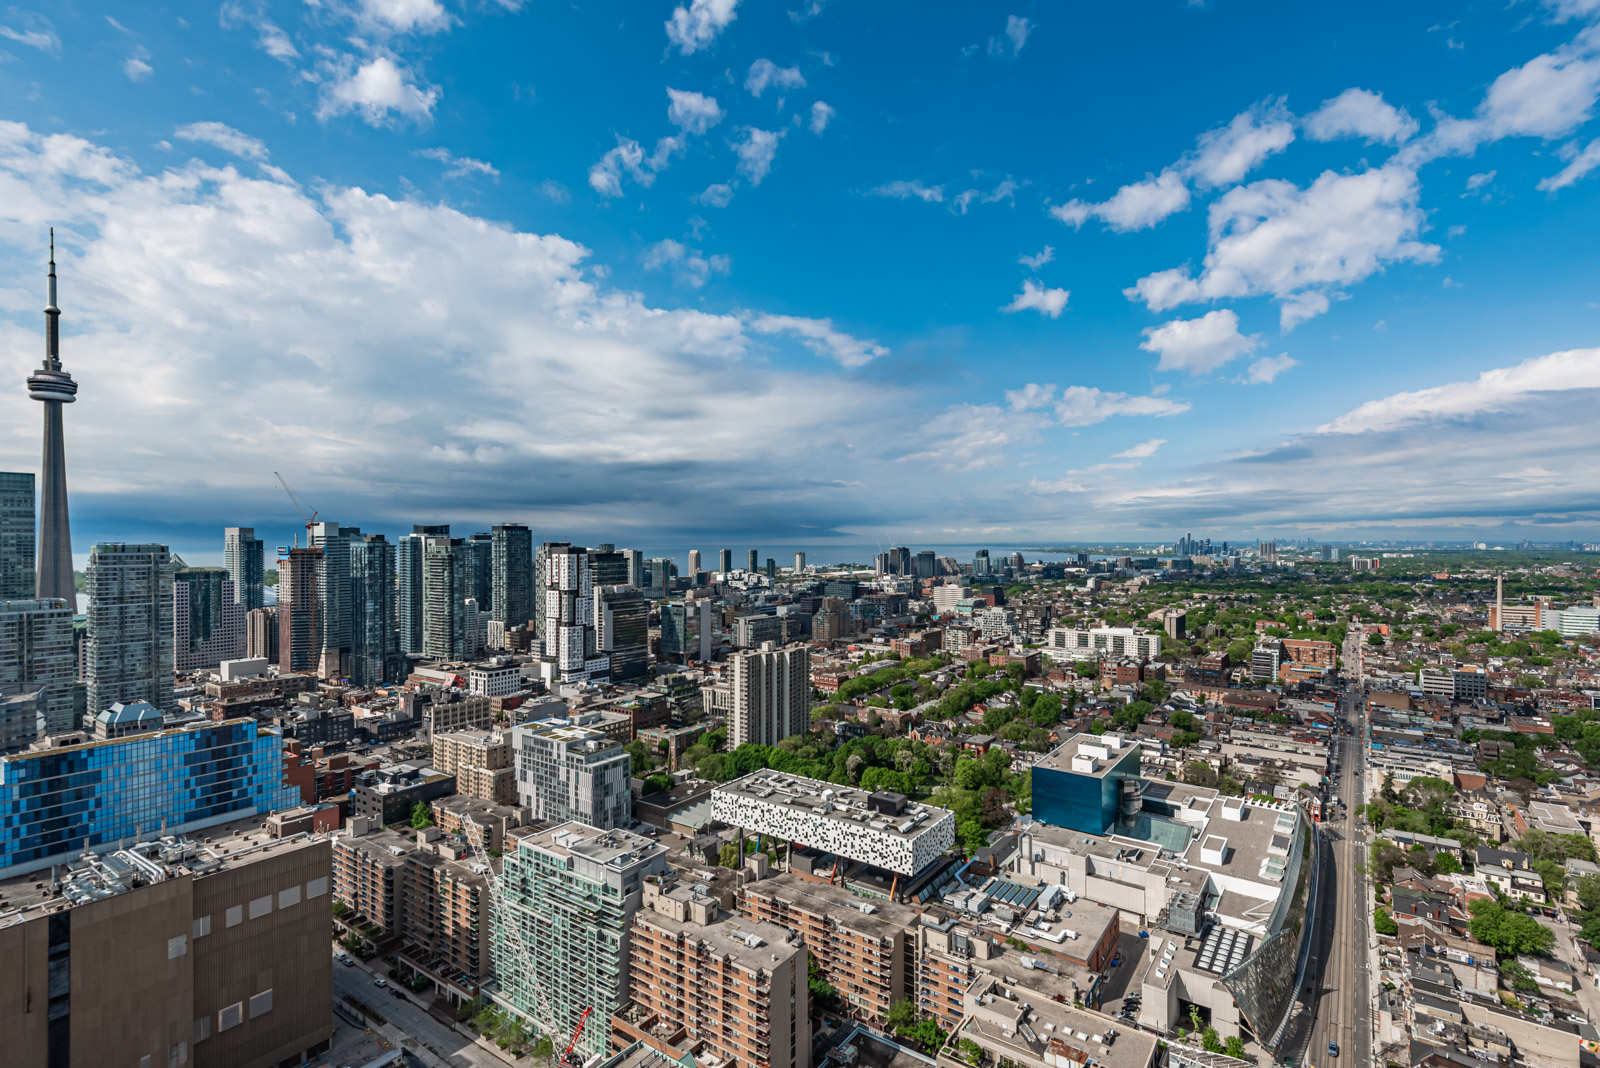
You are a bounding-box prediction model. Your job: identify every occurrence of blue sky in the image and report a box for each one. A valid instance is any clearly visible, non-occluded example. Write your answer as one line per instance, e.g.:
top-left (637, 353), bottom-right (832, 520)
top-left (1, 0), bottom-right (1599, 561)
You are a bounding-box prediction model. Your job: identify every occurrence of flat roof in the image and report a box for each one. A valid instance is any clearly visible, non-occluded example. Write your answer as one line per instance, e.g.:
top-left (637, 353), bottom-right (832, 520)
top-left (0, 813), bottom-right (327, 922)
top-left (520, 821), bottom-right (663, 867)
top-left (638, 889), bottom-right (801, 970)
top-left (1034, 732), bottom-right (1142, 778)
top-left (960, 974), bottom-right (1157, 1068)
top-left (712, 769), bottom-right (954, 845)
top-left (746, 872), bottom-right (920, 937)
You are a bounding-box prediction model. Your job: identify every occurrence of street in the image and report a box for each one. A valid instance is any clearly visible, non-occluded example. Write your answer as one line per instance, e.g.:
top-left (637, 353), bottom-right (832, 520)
top-left (1288, 684), bottom-right (1373, 1068)
top-left (329, 950), bottom-right (518, 1068)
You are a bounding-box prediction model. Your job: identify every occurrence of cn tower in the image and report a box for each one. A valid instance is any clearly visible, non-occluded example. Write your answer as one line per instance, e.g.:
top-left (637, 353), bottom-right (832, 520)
top-left (27, 229), bottom-right (78, 611)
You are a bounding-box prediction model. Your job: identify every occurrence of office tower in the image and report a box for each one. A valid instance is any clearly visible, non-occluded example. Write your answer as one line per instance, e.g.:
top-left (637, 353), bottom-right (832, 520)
top-left (718, 548), bottom-right (733, 574)
top-left (1009, 551), bottom-right (1025, 571)
top-left (173, 568), bottom-right (246, 671)
top-left (0, 596), bottom-right (74, 737)
top-left (223, 525), bottom-right (265, 611)
top-left (972, 549), bottom-right (991, 576)
top-left (687, 548), bottom-right (701, 576)
top-left (466, 532), bottom-right (494, 616)
top-left (0, 472), bottom-right (35, 600)
top-left (0, 825), bottom-right (333, 1068)
top-left (794, 551), bottom-right (806, 574)
top-left (492, 824), bottom-right (669, 1060)
top-left (661, 600), bottom-right (712, 662)
top-left (27, 235), bottom-right (78, 612)
top-left (647, 557), bottom-right (673, 594)
top-left (491, 522), bottom-right (534, 627)
top-left (246, 606), bottom-right (278, 662)
top-left (914, 550), bottom-right (936, 579)
top-left (734, 613), bottom-right (785, 648)
top-left (747, 549), bottom-right (759, 572)
top-left (628, 874), bottom-right (809, 1068)
top-left (596, 585), bottom-right (649, 681)
top-left (726, 642), bottom-right (811, 748)
top-left (275, 547), bottom-right (322, 673)
top-left (874, 551), bottom-right (890, 576)
top-left (0, 691), bottom-right (43, 755)
top-left (0, 715), bottom-right (297, 877)
top-left (511, 718), bottom-right (633, 828)
top-left (891, 546), bottom-right (911, 575)
top-left (765, 557), bottom-right (776, 580)
top-left (424, 536), bottom-right (474, 660)
top-left (398, 524), bottom-right (447, 656)
top-left (84, 543), bottom-right (175, 715)
top-left (620, 547), bottom-right (644, 588)
top-left (590, 545), bottom-right (630, 589)
top-left (307, 521), bottom-right (352, 678)
top-left (349, 531), bottom-right (399, 686)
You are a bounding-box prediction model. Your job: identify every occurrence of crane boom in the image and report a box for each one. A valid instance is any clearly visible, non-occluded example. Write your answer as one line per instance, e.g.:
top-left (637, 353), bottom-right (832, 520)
top-left (273, 471), bottom-right (318, 546)
top-left (464, 818), bottom-right (560, 1044)
top-left (273, 471), bottom-right (318, 531)
top-left (564, 1006), bottom-right (594, 1065)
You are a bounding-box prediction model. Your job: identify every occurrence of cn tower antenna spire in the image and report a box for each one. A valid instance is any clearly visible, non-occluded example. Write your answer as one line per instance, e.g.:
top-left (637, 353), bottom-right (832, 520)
top-left (44, 226), bottom-right (60, 370)
top-left (29, 227), bottom-right (78, 611)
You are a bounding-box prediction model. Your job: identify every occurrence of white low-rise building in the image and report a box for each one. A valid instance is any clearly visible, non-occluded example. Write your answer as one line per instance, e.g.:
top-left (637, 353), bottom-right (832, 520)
top-left (712, 769), bottom-right (955, 876)
top-left (1046, 626), bottom-right (1161, 661)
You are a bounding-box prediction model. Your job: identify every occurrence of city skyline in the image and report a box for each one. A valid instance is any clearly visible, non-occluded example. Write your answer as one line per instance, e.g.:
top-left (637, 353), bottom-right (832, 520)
top-left (2, 2), bottom-right (1600, 554)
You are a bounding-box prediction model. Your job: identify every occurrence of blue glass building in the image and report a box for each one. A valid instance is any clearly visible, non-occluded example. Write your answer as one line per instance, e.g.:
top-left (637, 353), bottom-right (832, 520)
top-left (1032, 733), bottom-right (1144, 835)
top-left (0, 717), bottom-right (298, 878)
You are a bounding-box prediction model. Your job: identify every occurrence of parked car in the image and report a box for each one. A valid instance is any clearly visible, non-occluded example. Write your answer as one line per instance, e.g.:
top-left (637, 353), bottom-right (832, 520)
top-left (373, 978), bottom-right (387, 988)
top-left (1328, 1041), bottom-right (1339, 1057)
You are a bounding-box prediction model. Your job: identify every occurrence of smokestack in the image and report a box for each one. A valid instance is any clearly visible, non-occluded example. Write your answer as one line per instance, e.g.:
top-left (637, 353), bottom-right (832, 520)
top-left (1495, 576), bottom-right (1504, 633)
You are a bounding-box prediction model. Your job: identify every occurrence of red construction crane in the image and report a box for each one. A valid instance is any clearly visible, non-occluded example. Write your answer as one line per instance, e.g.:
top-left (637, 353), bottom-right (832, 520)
top-left (563, 1006), bottom-right (594, 1067)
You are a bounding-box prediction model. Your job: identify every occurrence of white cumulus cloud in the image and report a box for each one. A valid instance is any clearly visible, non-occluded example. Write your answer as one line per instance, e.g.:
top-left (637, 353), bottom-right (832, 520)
top-left (809, 101), bottom-right (835, 135)
top-left (1243, 354), bottom-right (1298, 384)
top-left (317, 55), bottom-right (439, 125)
top-left (666, 0), bottom-right (739, 54)
top-left (642, 238), bottom-right (731, 288)
top-left (1318, 347), bottom-right (1600, 434)
top-left (734, 128), bottom-right (784, 185)
top-left (745, 59), bottom-right (805, 98)
top-left (666, 88), bottom-right (725, 134)
top-left (1125, 164), bottom-right (1438, 329)
top-left (1114, 438), bottom-right (1166, 459)
top-left (358, 0), bottom-right (450, 34)
top-left (747, 314), bottom-right (888, 367)
top-left (175, 122), bottom-right (269, 161)
top-left (1185, 100), bottom-right (1296, 189)
top-left (1303, 88), bottom-right (1418, 145)
top-left (1001, 280), bottom-right (1070, 318)
top-left (0, 15), bottom-right (60, 54)
top-left (1538, 136), bottom-right (1600, 190)
top-left (1051, 170), bottom-right (1190, 232)
top-left (417, 147), bottom-right (498, 180)
top-left (1139, 309), bottom-right (1261, 374)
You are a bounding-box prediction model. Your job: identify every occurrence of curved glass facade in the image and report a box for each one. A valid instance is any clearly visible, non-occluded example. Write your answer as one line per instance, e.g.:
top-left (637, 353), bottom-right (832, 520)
top-left (0, 718), bottom-right (297, 878)
top-left (1222, 811), bottom-right (1318, 1051)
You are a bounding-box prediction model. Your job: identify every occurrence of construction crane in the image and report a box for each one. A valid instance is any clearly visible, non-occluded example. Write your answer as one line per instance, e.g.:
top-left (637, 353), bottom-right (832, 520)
top-left (463, 818), bottom-right (560, 1047)
top-left (563, 1006), bottom-right (594, 1067)
top-left (273, 471), bottom-right (317, 544)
